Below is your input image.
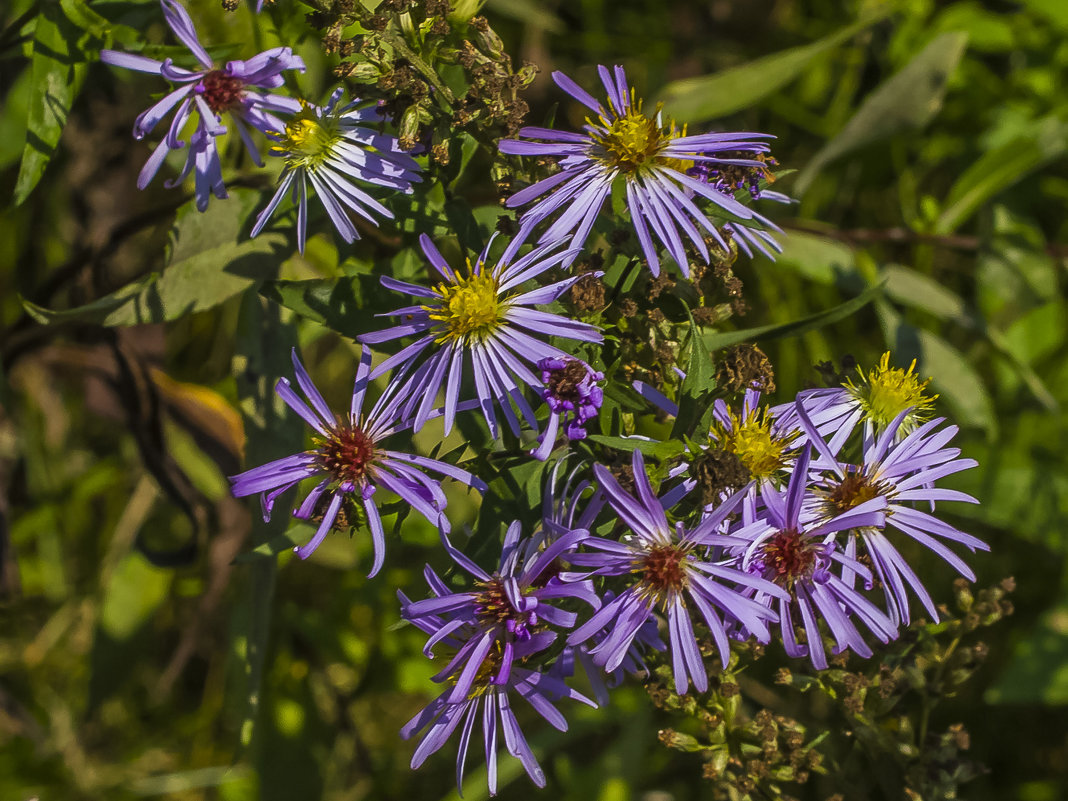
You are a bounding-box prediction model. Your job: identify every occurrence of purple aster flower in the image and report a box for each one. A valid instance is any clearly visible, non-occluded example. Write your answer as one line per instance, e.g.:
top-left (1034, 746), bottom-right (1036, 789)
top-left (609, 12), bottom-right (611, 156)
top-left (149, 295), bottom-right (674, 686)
top-left (228, 348), bottom-right (485, 576)
top-left (565, 450), bottom-right (784, 694)
top-left (541, 457), bottom-right (608, 541)
top-left (401, 666), bottom-right (595, 796)
top-left (549, 588), bottom-right (666, 706)
top-left (795, 404), bottom-right (988, 627)
top-left (707, 389), bottom-right (802, 486)
top-left (360, 233), bottom-right (604, 438)
top-left (659, 388), bottom-right (799, 512)
top-left (402, 520), bottom-right (599, 701)
top-left (531, 358), bottom-right (604, 461)
top-left (251, 88), bottom-right (422, 253)
top-left (773, 352), bottom-right (939, 452)
top-left (498, 64), bottom-right (789, 276)
top-left (729, 446), bottom-right (897, 670)
top-left (100, 0), bottom-right (305, 211)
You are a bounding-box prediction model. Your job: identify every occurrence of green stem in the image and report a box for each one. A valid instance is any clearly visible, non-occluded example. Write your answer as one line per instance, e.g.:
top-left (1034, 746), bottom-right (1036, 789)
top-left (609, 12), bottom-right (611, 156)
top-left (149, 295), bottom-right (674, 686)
top-left (349, 6), bottom-right (456, 111)
top-left (917, 632), bottom-right (961, 748)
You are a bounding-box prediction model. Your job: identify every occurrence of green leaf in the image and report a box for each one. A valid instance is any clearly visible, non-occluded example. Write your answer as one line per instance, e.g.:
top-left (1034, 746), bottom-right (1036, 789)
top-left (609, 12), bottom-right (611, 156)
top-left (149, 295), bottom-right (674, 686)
top-left (484, 0), bottom-right (564, 33)
top-left (447, 132), bottom-right (482, 191)
top-left (672, 306), bottom-right (716, 438)
top-left (229, 294), bottom-right (304, 752)
top-left (883, 264), bottom-right (1056, 410)
top-left (701, 282), bottom-right (885, 351)
top-left (882, 264), bottom-right (973, 323)
top-left (1019, 0), bottom-right (1068, 29)
top-left (935, 117), bottom-right (1068, 234)
top-left (260, 274), bottom-right (390, 339)
top-left (13, 0), bottom-right (109, 204)
top-left (763, 229), bottom-right (863, 290)
top-left (588, 435), bottom-right (685, 460)
top-left (233, 524), bottom-right (313, 564)
top-left (988, 603), bottom-right (1068, 704)
top-left (657, 12), bottom-right (890, 123)
top-left (796, 32), bottom-right (969, 194)
top-left (0, 67), bottom-right (32, 171)
top-left (444, 196), bottom-right (484, 253)
top-left (23, 189), bottom-right (285, 325)
top-left (99, 551), bottom-right (172, 640)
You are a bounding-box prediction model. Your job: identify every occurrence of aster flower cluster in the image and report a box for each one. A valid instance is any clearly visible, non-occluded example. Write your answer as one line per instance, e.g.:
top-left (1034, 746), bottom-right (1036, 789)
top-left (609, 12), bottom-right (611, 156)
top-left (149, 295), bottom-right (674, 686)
top-left (100, 0), bottom-right (420, 248)
top-left (388, 357), bottom-right (986, 791)
top-left (95, 4), bottom-right (993, 795)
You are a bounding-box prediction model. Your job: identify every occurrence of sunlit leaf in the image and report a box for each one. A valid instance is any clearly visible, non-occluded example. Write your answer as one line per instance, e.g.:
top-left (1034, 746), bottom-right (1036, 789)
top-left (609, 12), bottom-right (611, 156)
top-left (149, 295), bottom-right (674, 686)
top-left (100, 552), bottom-right (172, 640)
top-left (13, 0), bottom-right (110, 205)
top-left (23, 189), bottom-right (285, 325)
top-left (658, 12), bottom-right (890, 123)
top-left (701, 282), bottom-right (884, 351)
top-left (588, 434), bottom-right (686, 460)
top-left (796, 32), bottom-right (968, 194)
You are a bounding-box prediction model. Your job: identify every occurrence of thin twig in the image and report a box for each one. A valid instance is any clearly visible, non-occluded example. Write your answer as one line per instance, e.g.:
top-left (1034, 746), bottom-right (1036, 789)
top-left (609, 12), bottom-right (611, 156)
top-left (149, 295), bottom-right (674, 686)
top-left (783, 221), bottom-right (1068, 259)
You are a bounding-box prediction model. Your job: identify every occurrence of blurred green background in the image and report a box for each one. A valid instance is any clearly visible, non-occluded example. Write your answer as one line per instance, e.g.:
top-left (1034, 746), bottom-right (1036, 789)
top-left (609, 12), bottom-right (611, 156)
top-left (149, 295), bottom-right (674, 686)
top-left (2, 0), bottom-right (1067, 798)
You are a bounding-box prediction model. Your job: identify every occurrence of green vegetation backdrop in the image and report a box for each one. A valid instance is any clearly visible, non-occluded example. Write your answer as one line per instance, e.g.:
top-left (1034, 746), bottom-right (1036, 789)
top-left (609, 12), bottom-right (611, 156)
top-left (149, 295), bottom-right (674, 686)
top-left (1, 0), bottom-right (1067, 799)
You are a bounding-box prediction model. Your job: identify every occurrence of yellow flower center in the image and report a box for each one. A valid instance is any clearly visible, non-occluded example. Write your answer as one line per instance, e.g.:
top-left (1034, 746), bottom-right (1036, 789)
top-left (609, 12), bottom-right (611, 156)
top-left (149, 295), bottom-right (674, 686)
top-left (711, 408), bottom-right (796, 480)
top-left (426, 267), bottom-right (503, 343)
top-left (847, 352), bottom-right (936, 428)
top-left (589, 97), bottom-right (691, 174)
top-left (273, 109), bottom-right (340, 170)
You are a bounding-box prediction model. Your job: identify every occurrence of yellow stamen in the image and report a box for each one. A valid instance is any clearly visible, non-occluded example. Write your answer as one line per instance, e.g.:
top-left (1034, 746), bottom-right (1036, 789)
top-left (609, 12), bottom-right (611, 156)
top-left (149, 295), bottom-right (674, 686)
top-left (589, 99), bottom-right (690, 174)
top-left (425, 265), bottom-right (503, 343)
top-left (272, 106), bottom-right (340, 170)
top-left (711, 407), bottom-right (796, 480)
top-left (846, 352), bottom-right (936, 429)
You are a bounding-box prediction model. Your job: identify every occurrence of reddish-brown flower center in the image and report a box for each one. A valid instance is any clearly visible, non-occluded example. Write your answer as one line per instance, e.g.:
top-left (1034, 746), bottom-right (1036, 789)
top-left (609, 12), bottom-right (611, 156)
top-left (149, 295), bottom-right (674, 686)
top-left (198, 70), bottom-right (246, 113)
top-left (474, 577), bottom-right (513, 626)
top-left (826, 471), bottom-right (881, 512)
top-left (473, 576), bottom-right (537, 641)
top-left (641, 544), bottom-right (690, 595)
top-left (545, 360), bottom-right (589, 402)
top-left (317, 423), bottom-right (376, 486)
top-left (760, 529), bottom-right (815, 587)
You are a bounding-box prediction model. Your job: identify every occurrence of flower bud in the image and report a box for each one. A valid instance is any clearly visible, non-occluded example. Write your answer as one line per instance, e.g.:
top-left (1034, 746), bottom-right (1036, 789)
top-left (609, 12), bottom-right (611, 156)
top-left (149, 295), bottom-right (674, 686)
top-left (347, 61), bottom-right (384, 83)
top-left (472, 18), bottom-right (505, 59)
top-left (398, 105), bottom-right (421, 151)
top-left (659, 729), bottom-right (703, 752)
top-left (448, 0), bottom-right (484, 23)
